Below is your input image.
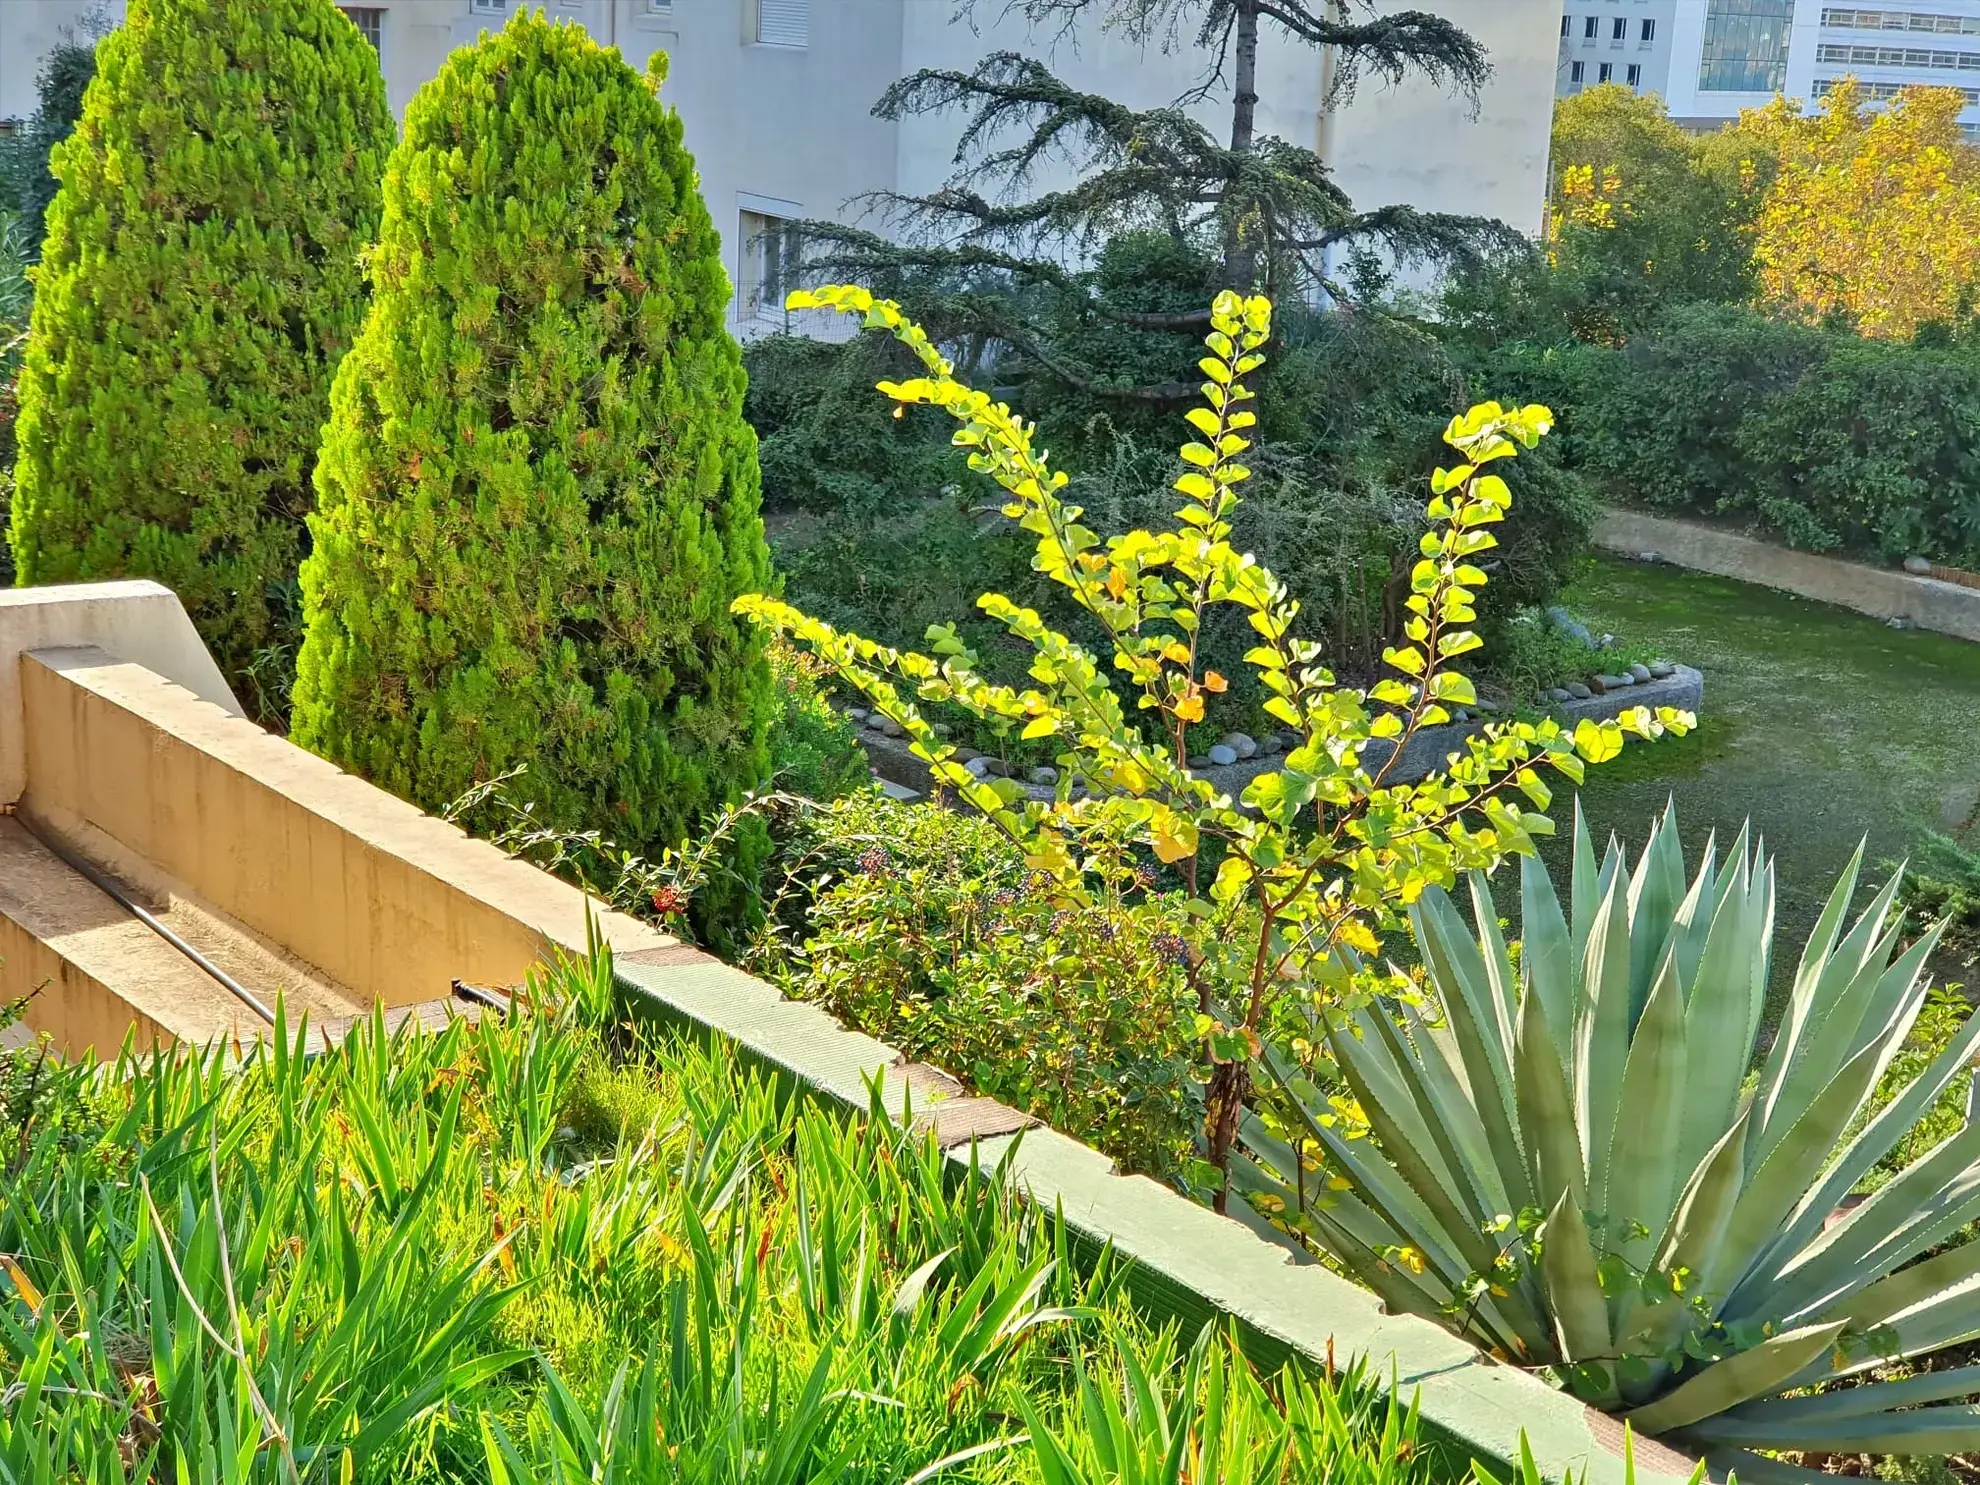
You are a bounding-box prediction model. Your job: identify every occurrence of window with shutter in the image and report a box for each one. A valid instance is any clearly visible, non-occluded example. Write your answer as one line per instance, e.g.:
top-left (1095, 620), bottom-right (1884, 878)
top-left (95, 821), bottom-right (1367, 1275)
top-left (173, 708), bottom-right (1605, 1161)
top-left (758, 0), bottom-right (809, 47)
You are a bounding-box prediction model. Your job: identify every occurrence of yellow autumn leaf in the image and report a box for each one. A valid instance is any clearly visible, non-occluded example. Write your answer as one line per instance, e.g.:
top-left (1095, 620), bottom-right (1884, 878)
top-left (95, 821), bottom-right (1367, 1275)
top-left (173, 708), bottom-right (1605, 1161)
top-left (2, 1257), bottom-right (42, 1313)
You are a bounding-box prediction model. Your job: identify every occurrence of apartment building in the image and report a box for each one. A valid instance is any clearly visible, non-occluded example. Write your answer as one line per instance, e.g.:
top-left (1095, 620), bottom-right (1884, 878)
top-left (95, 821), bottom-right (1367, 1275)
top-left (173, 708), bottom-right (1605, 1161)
top-left (1558, 0), bottom-right (1980, 134)
top-left (1, 0), bottom-right (1561, 330)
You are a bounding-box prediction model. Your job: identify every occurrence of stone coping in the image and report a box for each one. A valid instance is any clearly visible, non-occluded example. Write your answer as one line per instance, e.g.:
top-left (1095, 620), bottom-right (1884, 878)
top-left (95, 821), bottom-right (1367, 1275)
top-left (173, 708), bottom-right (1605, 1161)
top-left (852, 665), bottom-right (1704, 803)
top-left (1595, 507), bottom-right (1980, 644)
top-left (613, 951), bottom-right (1705, 1485)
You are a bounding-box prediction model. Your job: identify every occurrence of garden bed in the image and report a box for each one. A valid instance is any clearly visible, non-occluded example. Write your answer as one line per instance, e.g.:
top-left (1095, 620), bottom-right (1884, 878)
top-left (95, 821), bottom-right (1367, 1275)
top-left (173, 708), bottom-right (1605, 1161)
top-left (844, 665), bottom-right (1705, 802)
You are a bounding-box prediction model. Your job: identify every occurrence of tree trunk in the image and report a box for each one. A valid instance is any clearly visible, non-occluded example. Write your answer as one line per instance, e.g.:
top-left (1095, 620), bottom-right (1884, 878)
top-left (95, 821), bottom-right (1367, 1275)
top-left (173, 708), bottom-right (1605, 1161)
top-left (1223, 0), bottom-right (1262, 292)
top-left (1205, 1058), bottom-right (1251, 1215)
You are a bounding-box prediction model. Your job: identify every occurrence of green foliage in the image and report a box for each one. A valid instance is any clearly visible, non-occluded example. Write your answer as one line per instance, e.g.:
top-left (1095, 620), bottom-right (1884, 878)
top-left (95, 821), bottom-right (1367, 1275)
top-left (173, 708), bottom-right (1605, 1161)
top-left (739, 286), bottom-right (1689, 1212)
top-left (292, 13), bottom-right (774, 938)
top-left (0, 954), bottom-right (1440, 1481)
top-left (0, 15), bottom-right (105, 253)
top-left (1897, 831), bottom-right (1980, 975)
top-left (8, 0), bottom-right (393, 697)
top-left (1248, 801), bottom-right (1980, 1465)
top-left (1864, 982), bottom-right (1975, 1185)
top-left (1443, 85), bottom-right (1763, 350)
top-left (759, 271), bottom-right (1597, 730)
top-left (746, 330), bottom-right (969, 515)
top-left (1488, 303), bottom-right (1980, 568)
top-left (765, 637), bottom-right (874, 802)
top-left (751, 791), bottom-right (1203, 1176)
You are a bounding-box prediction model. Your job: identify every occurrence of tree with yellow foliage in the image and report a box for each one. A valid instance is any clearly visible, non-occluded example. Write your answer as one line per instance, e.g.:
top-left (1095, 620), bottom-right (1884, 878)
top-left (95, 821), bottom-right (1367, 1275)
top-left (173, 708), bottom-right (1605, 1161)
top-left (1745, 78), bottom-right (1980, 337)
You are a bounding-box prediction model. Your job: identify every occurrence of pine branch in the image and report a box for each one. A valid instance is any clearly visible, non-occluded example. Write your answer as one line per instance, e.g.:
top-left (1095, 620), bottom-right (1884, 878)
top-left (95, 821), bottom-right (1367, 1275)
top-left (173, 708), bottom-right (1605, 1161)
top-left (1296, 204), bottom-right (1531, 269)
top-left (1251, 3), bottom-right (1489, 107)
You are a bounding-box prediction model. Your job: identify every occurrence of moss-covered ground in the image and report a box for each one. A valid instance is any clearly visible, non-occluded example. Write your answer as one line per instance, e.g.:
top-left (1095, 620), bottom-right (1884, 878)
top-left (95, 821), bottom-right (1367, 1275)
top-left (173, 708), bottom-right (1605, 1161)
top-left (1541, 556), bottom-right (1980, 993)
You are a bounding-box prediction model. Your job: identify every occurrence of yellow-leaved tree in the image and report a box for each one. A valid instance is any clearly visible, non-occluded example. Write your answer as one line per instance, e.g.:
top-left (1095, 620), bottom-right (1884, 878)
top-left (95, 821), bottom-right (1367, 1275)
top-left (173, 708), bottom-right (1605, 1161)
top-left (737, 287), bottom-right (1692, 1212)
top-left (1744, 78), bottom-right (1980, 337)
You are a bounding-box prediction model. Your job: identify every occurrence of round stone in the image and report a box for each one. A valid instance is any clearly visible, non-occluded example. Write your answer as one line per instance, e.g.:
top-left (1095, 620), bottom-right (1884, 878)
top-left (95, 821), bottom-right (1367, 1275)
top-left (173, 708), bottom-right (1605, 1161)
top-left (1628, 663), bottom-right (1652, 683)
top-left (1648, 661), bottom-right (1675, 680)
top-left (1028, 765), bottom-right (1058, 786)
top-left (1566, 682), bottom-right (1593, 700)
top-left (1905, 555), bottom-right (1933, 575)
top-left (1188, 754), bottom-right (1212, 770)
top-left (1207, 744), bottom-right (1238, 766)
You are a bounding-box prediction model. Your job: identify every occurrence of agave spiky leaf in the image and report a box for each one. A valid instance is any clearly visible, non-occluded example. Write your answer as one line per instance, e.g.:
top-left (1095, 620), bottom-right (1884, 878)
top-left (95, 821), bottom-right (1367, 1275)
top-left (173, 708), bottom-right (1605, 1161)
top-left (1248, 800), bottom-right (1980, 1451)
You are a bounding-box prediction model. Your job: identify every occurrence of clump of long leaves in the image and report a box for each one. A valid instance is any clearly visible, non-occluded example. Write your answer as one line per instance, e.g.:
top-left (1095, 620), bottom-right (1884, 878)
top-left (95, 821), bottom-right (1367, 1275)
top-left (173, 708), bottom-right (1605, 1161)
top-left (0, 952), bottom-right (1444, 1484)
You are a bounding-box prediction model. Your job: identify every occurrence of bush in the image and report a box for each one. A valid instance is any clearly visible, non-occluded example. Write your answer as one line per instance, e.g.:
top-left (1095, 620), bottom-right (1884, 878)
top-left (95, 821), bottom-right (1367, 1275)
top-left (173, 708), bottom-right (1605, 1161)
top-left (764, 638), bottom-right (872, 801)
top-left (742, 287), bottom-right (1689, 1214)
top-left (293, 14), bottom-right (775, 937)
top-left (746, 331), bottom-right (968, 515)
top-left (752, 792), bottom-right (1203, 1176)
top-left (763, 295), bottom-right (1597, 743)
top-left (1487, 302), bottom-right (1980, 567)
top-left (8, 0), bottom-right (393, 697)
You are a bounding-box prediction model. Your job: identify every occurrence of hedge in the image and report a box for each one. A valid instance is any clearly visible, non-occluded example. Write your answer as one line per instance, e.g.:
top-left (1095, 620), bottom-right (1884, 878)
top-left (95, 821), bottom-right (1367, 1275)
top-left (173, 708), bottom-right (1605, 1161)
top-left (1491, 303), bottom-right (1980, 568)
top-left (291, 13), bottom-right (775, 934)
top-left (8, 0), bottom-right (393, 696)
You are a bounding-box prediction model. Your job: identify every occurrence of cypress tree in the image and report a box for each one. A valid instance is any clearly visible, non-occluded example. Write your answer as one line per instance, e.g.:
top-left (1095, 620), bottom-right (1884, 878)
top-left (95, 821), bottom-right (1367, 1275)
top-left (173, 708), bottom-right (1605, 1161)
top-left (292, 13), bottom-right (775, 922)
top-left (8, 0), bottom-right (393, 696)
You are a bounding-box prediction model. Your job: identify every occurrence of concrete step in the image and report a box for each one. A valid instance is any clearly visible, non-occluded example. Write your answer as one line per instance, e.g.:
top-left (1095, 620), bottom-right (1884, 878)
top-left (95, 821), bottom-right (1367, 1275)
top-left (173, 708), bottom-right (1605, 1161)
top-left (0, 818), bottom-right (364, 1055)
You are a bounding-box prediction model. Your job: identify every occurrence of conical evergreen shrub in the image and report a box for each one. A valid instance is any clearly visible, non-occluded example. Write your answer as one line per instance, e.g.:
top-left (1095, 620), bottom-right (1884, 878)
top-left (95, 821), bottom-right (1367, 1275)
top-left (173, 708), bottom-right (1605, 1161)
top-left (9, 0), bottom-right (393, 697)
top-left (292, 13), bottom-right (775, 925)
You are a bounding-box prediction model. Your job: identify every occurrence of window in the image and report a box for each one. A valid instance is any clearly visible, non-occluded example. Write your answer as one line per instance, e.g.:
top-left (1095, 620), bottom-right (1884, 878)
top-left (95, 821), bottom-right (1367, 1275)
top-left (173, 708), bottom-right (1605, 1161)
top-left (339, 6), bottom-right (382, 50)
top-left (645, 0), bottom-right (673, 13)
top-left (1599, 60), bottom-right (1614, 80)
top-left (1613, 17), bottom-right (1628, 38)
top-left (1627, 62), bottom-right (1643, 83)
top-left (757, 0), bottom-right (808, 46)
top-left (1823, 8), bottom-right (1980, 34)
top-left (1585, 14), bottom-right (1599, 36)
top-left (1641, 17), bottom-right (1657, 40)
top-left (1815, 74), bottom-right (1980, 99)
top-left (740, 211), bottom-right (804, 320)
top-left (1571, 59), bottom-right (1586, 81)
top-left (1562, 13), bottom-right (1572, 36)
top-left (1698, 0), bottom-right (1796, 90)
top-left (470, 0), bottom-right (509, 13)
top-left (1816, 39), bottom-right (1980, 67)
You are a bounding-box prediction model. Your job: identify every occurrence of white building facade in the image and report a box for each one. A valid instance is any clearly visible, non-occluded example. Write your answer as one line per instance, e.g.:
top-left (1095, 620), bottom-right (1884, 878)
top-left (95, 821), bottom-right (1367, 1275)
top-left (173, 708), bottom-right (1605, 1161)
top-left (1559, 0), bottom-right (1980, 134)
top-left (2, 0), bottom-right (1561, 333)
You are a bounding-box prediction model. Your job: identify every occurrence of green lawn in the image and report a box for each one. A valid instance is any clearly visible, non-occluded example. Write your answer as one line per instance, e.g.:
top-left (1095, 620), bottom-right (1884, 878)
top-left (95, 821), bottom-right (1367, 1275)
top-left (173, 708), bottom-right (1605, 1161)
top-left (1540, 556), bottom-right (1980, 993)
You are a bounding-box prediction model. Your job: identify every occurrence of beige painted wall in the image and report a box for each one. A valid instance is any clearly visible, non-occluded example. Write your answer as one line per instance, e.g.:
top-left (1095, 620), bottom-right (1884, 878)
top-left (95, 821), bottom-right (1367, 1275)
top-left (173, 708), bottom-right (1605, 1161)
top-left (0, 580), bottom-right (240, 807)
top-left (18, 646), bottom-right (669, 1014)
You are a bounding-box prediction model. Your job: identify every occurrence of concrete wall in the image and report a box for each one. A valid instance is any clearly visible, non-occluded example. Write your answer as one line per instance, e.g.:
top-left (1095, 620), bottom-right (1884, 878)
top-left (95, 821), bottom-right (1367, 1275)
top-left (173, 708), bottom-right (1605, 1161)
top-left (0, 580), bottom-right (240, 808)
top-left (1595, 507), bottom-right (1980, 643)
top-left (15, 644), bottom-right (669, 1015)
top-left (1324, 0), bottom-right (1559, 241)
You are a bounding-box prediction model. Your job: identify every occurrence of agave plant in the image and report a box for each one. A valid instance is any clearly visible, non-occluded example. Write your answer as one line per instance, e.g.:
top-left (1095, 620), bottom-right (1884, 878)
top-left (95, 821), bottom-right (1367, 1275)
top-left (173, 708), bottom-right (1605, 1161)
top-left (1241, 802), bottom-right (1980, 1474)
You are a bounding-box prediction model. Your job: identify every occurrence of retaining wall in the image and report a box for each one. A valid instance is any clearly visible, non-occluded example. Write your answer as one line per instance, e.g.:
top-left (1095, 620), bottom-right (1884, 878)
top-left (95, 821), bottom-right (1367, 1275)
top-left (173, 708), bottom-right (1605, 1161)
top-left (1595, 508), bottom-right (1980, 644)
